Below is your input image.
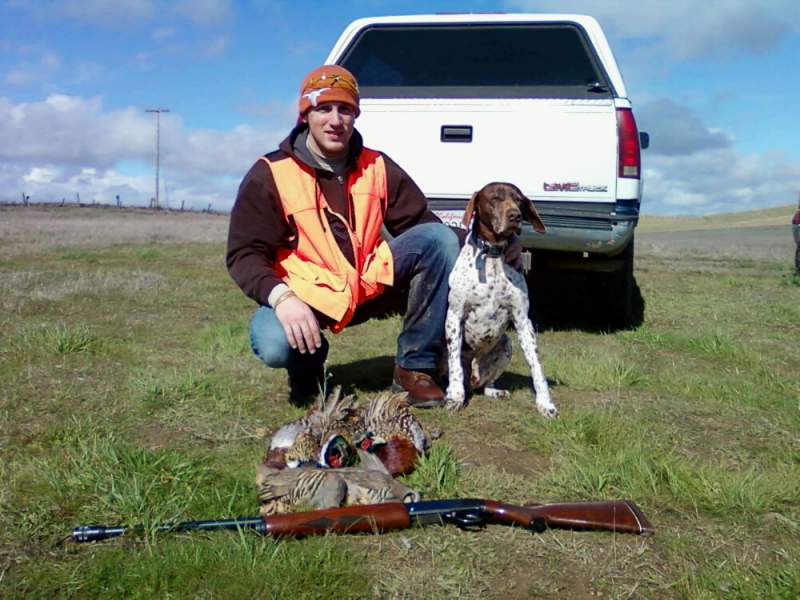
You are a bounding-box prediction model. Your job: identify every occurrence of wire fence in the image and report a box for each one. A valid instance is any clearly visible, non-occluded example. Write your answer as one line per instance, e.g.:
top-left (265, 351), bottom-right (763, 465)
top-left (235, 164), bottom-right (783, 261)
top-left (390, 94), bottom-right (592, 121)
top-left (1, 194), bottom-right (224, 214)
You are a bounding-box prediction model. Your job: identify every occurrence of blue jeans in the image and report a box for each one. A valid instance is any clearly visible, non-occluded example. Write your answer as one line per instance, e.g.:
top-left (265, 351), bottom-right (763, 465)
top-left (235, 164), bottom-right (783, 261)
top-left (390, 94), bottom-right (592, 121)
top-left (250, 222), bottom-right (460, 377)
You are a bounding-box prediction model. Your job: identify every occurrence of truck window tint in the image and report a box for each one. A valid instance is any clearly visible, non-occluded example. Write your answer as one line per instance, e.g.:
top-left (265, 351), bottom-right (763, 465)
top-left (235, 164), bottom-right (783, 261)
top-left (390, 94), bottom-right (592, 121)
top-left (340, 25), bottom-right (610, 98)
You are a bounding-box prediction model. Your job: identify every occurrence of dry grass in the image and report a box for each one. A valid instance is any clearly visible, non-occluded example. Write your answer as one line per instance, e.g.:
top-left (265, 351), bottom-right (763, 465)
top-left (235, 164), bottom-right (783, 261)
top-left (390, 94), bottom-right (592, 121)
top-left (638, 204), bottom-right (795, 232)
top-left (0, 205), bottom-right (228, 256)
top-left (1, 268), bottom-right (167, 311)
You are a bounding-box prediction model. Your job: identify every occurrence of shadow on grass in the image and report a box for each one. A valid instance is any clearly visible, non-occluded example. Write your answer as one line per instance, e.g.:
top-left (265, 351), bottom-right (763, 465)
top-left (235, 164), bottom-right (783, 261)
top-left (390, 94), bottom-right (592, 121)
top-left (329, 356), bottom-right (559, 395)
top-left (528, 270), bottom-right (645, 333)
top-left (330, 355), bottom-right (395, 392)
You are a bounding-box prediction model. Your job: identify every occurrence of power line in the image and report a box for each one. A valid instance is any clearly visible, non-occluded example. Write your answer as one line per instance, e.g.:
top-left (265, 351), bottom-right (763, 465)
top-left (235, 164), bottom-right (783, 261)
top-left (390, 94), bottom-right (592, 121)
top-left (145, 107), bottom-right (170, 209)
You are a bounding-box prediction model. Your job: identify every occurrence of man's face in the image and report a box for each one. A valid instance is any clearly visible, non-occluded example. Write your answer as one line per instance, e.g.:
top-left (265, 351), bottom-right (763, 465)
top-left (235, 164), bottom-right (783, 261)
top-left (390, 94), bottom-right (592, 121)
top-left (304, 102), bottom-right (356, 159)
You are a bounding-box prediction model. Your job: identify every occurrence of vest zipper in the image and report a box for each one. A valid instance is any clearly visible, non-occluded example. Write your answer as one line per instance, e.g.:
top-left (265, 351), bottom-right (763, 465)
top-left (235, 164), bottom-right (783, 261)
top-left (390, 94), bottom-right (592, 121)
top-left (315, 178), bottom-right (327, 233)
top-left (338, 174), bottom-right (356, 230)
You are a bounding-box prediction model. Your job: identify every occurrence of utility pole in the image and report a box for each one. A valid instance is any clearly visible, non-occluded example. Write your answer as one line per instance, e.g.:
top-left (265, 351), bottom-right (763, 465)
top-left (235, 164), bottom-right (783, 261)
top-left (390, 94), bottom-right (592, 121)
top-left (145, 107), bottom-right (170, 209)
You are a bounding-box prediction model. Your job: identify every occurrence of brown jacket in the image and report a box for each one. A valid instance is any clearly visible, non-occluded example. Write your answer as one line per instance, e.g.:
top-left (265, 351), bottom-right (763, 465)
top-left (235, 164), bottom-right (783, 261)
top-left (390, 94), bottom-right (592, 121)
top-left (226, 124), bottom-right (441, 308)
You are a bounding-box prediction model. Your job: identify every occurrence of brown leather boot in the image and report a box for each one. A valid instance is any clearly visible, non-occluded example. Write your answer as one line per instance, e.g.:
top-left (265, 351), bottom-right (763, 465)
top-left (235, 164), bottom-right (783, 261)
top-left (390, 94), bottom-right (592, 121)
top-left (392, 365), bottom-right (445, 408)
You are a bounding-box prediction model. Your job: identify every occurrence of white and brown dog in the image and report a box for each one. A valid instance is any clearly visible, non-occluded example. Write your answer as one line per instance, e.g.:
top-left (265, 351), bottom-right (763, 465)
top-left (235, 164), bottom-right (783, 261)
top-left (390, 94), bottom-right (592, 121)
top-left (444, 182), bottom-right (557, 417)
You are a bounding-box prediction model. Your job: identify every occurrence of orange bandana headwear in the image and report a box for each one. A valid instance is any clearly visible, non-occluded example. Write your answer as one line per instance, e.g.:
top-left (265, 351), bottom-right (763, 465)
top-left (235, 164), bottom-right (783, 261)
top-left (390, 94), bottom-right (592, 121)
top-left (298, 65), bottom-right (360, 117)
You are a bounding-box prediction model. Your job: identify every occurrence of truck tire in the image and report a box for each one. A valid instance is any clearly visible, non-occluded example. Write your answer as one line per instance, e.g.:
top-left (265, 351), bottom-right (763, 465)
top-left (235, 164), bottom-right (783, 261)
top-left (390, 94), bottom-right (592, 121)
top-left (604, 237), bottom-right (635, 330)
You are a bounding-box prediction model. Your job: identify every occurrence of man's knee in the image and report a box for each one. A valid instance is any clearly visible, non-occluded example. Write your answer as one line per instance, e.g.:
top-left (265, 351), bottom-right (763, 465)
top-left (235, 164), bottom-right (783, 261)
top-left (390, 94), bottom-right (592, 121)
top-left (250, 306), bottom-right (291, 368)
top-left (418, 222), bottom-right (460, 264)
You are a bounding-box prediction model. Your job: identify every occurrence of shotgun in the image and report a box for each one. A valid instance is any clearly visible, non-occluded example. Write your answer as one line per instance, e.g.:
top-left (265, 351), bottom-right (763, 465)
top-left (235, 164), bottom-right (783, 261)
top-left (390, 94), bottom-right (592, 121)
top-left (72, 498), bottom-right (653, 542)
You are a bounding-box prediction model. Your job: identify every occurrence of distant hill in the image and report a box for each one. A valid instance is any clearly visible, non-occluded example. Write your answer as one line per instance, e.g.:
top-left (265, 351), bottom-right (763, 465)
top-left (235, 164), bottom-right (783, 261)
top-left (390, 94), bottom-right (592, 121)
top-left (638, 204), bottom-right (795, 232)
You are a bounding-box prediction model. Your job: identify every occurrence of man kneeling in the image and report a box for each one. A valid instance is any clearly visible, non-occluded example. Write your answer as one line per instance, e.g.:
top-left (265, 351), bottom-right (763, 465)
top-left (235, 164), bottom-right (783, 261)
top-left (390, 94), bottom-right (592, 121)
top-left (227, 65), bottom-right (459, 407)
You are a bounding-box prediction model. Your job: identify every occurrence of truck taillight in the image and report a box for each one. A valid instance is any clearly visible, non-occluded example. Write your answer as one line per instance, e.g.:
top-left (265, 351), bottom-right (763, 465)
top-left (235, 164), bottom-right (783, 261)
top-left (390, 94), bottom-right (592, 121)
top-left (617, 108), bottom-right (641, 179)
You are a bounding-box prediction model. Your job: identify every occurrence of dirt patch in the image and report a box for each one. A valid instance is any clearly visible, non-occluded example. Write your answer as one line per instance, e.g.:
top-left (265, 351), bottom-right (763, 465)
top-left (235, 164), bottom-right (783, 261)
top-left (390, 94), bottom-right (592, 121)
top-left (456, 437), bottom-right (550, 478)
top-left (445, 414), bottom-right (551, 478)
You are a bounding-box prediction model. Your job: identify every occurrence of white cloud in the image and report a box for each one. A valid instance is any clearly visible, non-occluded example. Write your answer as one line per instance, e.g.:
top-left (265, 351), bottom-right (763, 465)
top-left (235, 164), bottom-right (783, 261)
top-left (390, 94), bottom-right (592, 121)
top-left (15, 0), bottom-right (159, 26)
top-left (173, 0), bottom-right (234, 27)
top-left (151, 26), bottom-right (176, 41)
top-left (644, 146), bottom-right (800, 214)
top-left (4, 49), bottom-right (103, 88)
top-left (10, 0), bottom-right (236, 30)
top-left (4, 50), bottom-right (61, 86)
top-left (73, 61), bottom-right (103, 83)
top-left (201, 34), bottom-right (229, 57)
top-left (636, 99), bottom-right (733, 156)
top-left (505, 0), bottom-right (800, 60)
top-left (23, 166), bottom-right (58, 184)
top-left (0, 95), bottom-right (150, 165)
top-left (628, 97), bottom-right (800, 213)
top-left (41, 51), bottom-right (60, 69)
top-left (0, 94), bottom-right (284, 210)
top-left (236, 98), bottom-right (298, 122)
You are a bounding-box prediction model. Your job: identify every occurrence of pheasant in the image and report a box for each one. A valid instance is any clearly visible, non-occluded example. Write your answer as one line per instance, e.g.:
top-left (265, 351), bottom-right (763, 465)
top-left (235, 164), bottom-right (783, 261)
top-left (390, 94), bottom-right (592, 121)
top-left (265, 386), bottom-right (363, 469)
top-left (357, 392), bottom-right (431, 476)
top-left (256, 464), bottom-right (419, 515)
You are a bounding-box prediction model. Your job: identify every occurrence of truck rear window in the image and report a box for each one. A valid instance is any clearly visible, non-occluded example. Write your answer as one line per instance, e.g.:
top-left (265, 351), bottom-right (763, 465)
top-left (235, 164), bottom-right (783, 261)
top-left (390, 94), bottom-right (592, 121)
top-left (339, 24), bottom-right (612, 99)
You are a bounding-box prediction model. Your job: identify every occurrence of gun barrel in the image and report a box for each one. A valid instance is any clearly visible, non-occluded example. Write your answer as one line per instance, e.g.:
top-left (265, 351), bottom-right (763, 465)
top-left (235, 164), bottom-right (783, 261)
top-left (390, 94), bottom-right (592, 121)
top-left (72, 517), bottom-right (267, 543)
top-left (72, 525), bottom-right (129, 542)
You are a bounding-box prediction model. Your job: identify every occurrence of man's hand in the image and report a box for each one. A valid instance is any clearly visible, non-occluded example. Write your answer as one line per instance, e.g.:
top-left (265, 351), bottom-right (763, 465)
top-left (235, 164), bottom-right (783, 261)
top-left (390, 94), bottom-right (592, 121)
top-left (275, 295), bottom-right (322, 354)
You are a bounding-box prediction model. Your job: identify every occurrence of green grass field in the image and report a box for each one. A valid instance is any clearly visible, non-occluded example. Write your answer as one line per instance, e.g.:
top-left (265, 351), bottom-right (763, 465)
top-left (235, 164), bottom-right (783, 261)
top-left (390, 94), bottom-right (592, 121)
top-left (1, 206), bottom-right (798, 599)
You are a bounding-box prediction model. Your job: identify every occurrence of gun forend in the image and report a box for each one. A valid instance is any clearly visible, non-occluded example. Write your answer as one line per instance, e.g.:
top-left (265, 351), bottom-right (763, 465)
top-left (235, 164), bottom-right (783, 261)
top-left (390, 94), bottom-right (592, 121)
top-left (263, 502), bottom-right (411, 538)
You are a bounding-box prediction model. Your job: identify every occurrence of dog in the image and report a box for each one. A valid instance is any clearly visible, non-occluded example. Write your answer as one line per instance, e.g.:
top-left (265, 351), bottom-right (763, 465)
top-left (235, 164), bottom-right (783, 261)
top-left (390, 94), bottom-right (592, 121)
top-left (444, 182), bottom-right (557, 418)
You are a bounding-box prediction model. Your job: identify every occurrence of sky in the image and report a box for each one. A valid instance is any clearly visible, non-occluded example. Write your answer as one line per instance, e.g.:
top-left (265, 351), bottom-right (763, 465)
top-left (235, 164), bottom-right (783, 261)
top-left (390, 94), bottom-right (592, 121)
top-left (1, 0), bottom-right (799, 214)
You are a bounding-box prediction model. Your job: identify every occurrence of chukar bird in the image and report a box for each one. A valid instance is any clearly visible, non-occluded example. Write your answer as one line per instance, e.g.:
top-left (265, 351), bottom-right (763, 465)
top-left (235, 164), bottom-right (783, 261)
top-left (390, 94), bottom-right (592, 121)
top-left (256, 464), bottom-right (419, 515)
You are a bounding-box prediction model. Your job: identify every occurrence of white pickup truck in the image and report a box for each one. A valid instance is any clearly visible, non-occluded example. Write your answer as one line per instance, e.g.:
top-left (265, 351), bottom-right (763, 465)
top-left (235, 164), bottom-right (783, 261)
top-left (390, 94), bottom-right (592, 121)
top-left (326, 13), bottom-right (648, 327)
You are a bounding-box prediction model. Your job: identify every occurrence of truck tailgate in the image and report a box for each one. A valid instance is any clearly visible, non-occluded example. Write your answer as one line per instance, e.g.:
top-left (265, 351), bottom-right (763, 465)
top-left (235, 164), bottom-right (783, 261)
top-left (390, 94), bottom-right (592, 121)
top-left (356, 98), bottom-right (618, 210)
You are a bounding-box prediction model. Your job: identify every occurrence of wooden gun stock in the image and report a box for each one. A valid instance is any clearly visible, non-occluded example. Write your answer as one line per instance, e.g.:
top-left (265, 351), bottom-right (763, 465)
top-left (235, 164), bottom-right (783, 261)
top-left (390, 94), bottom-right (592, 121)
top-left (482, 500), bottom-right (654, 535)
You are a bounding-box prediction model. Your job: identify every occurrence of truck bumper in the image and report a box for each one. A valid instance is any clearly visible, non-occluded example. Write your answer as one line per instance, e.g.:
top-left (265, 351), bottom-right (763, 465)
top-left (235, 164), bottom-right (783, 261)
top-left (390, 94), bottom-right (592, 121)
top-left (432, 198), bottom-right (639, 257)
top-left (521, 199), bottom-right (638, 256)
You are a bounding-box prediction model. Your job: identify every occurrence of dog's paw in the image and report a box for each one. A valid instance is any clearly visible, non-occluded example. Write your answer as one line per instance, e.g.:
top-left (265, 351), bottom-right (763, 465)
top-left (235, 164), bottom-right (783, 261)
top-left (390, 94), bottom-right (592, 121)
top-left (484, 385), bottom-right (510, 399)
top-left (445, 397), bottom-right (466, 411)
top-left (536, 399), bottom-right (558, 419)
top-left (445, 387), bottom-right (466, 411)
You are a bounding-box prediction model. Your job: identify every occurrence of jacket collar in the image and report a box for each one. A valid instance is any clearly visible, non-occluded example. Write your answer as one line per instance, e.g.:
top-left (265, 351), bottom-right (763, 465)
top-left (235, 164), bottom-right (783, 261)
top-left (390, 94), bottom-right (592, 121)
top-left (279, 123), bottom-right (364, 173)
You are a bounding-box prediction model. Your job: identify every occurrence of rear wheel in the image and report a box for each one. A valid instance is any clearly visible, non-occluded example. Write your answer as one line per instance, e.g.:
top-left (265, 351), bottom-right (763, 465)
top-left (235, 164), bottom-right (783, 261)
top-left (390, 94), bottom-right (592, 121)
top-left (603, 238), bottom-right (635, 330)
top-left (524, 239), bottom-right (642, 330)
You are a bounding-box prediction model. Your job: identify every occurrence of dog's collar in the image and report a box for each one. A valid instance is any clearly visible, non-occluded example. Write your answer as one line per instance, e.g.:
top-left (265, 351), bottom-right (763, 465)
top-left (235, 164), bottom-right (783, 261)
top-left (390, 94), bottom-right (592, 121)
top-left (468, 231), bottom-right (507, 283)
top-left (468, 231), bottom-right (508, 256)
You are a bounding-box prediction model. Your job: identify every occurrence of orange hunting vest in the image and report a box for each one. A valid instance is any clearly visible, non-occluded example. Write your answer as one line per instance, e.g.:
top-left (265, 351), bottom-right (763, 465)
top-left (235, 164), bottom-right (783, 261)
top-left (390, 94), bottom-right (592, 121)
top-left (262, 149), bottom-right (394, 333)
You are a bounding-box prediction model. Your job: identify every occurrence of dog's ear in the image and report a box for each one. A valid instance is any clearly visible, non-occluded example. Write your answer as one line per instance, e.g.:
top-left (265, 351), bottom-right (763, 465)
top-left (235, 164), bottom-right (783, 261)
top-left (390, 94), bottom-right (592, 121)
top-left (517, 190), bottom-right (546, 233)
top-left (462, 190), bottom-right (479, 228)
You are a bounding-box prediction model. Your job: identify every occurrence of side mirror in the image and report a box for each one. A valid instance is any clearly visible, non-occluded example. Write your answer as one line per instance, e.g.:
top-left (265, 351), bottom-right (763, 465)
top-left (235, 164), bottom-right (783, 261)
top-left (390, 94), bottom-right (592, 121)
top-left (639, 131), bottom-right (650, 150)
